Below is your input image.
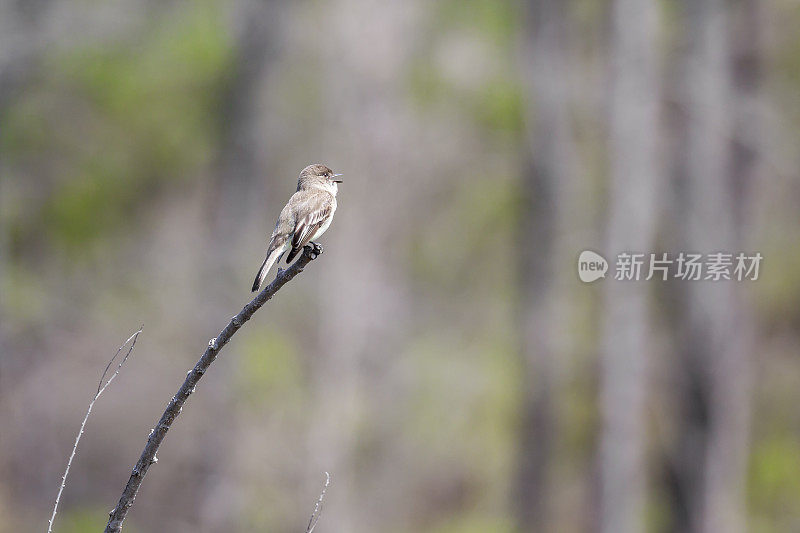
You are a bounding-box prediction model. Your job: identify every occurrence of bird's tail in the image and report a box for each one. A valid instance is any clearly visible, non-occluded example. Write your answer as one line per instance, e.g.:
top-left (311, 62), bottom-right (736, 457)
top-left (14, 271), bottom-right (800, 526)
top-left (251, 247), bottom-right (285, 292)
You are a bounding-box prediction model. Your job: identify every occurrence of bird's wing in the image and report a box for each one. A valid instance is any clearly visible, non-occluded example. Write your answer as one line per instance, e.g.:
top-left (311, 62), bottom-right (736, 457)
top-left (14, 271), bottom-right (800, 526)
top-left (286, 192), bottom-right (333, 262)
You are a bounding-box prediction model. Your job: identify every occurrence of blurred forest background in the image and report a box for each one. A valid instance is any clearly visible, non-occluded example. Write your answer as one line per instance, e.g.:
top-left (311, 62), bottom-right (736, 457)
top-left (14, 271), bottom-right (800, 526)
top-left (1, 0), bottom-right (799, 532)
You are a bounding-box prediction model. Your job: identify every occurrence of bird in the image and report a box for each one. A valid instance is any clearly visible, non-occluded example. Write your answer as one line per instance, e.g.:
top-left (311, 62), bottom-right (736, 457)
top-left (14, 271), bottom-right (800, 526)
top-left (251, 164), bottom-right (342, 292)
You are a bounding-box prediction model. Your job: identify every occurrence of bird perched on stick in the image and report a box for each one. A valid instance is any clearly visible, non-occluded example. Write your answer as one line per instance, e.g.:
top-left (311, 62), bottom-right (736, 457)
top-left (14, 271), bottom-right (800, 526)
top-left (251, 164), bottom-right (342, 292)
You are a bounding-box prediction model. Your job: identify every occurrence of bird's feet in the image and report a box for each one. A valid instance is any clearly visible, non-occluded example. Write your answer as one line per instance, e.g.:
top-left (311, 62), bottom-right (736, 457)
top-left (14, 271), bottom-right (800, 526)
top-left (305, 241), bottom-right (324, 259)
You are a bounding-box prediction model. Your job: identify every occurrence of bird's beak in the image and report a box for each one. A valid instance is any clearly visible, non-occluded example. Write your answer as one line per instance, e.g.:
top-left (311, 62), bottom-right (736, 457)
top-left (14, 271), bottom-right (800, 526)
top-left (331, 173), bottom-right (343, 183)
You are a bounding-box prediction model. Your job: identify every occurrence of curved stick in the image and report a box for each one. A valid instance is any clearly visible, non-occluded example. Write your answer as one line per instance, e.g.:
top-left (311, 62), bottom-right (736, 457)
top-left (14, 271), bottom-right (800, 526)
top-left (105, 244), bottom-right (322, 532)
top-left (49, 327), bottom-right (142, 533)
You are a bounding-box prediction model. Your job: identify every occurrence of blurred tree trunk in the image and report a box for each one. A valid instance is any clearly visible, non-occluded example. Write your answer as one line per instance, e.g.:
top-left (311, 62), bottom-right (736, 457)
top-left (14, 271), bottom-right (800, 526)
top-left (730, 0), bottom-right (761, 238)
top-left (514, 0), bottom-right (574, 530)
top-left (599, 0), bottom-right (661, 532)
top-left (307, 3), bottom-right (415, 532)
top-left (197, 2), bottom-right (284, 529)
top-left (665, 1), bottom-right (757, 532)
top-left (0, 0), bottom-right (52, 114)
top-left (210, 0), bottom-right (283, 291)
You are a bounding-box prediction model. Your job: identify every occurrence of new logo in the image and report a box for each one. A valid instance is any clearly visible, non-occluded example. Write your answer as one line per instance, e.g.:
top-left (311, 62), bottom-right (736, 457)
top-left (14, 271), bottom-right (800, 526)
top-left (578, 250), bottom-right (608, 283)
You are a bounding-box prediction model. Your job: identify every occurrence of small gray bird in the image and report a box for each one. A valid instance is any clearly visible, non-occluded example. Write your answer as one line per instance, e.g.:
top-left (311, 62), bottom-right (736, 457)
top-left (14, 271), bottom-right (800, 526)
top-left (251, 164), bottom-right (342, 292)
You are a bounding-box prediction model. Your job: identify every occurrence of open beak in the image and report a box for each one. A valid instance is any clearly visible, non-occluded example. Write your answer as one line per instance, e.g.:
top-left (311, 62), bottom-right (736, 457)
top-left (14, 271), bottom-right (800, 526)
top-left (331, 173), bottom-right (343, 183)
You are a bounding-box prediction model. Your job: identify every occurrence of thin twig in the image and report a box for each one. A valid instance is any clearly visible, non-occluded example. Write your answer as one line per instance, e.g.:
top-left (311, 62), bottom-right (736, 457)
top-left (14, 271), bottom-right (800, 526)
top-left (104, 244), bottom-right (322, 533)
top-left (305, 472), bottom-right (330, 533)
top-left (48, 327), bottom-right (143, 533)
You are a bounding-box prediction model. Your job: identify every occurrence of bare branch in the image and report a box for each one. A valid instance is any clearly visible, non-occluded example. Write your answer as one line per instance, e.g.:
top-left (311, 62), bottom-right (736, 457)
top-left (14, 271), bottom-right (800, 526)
top-left (104, 244), bottom-right (322, 533)
top-left (305, 472), bottom-right (330, 533)
top-left (48, 327), bottom-right (143, 533)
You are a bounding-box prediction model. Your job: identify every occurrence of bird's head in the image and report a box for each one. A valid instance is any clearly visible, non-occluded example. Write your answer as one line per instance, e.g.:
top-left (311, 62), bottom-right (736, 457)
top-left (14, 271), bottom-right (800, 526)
top-left (297, 164), bottom-right (342, 194)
